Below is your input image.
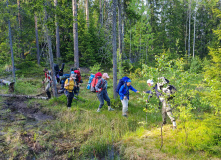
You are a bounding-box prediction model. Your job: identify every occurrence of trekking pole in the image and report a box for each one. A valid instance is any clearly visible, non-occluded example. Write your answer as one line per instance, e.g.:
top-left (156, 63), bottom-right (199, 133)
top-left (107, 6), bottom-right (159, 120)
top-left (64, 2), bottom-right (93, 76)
top-left (159, 122), bottom-right (164, 151)
top-left (145, 103), bottom-right (148, 124)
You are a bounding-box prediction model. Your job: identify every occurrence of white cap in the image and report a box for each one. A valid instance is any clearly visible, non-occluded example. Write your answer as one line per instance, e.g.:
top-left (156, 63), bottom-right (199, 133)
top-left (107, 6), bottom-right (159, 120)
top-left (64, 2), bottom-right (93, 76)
top-left (147, 79), bottom-right (154, 85)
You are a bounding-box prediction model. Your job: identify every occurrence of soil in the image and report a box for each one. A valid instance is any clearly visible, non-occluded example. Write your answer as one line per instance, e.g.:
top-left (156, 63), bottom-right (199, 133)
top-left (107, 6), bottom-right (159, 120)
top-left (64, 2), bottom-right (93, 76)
top-left (0, 97), bottom-right (54, 159)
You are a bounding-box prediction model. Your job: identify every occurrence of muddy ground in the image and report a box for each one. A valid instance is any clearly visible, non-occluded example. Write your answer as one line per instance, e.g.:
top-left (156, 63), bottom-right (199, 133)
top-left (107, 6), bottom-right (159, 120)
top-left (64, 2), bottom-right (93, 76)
top-left (0, 97), bottom-right (55, 159)
top-left (0, 97), bottom-right (120, 160)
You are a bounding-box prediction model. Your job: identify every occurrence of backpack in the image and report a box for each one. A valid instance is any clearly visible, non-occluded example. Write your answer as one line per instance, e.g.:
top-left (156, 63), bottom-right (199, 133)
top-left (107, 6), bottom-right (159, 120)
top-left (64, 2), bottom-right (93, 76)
top-left (87, 74), bottom-right (95, 89)
top-left (156, 83), bottom-right (177, 100)
top-left (116, 77), bottom-right (130, 94)
top-left (90, 72), bottom-right (102, 92)
top-left (54, 64), bottom-right (59, 75)
top-left (73, 70), bottom-right (81, 83)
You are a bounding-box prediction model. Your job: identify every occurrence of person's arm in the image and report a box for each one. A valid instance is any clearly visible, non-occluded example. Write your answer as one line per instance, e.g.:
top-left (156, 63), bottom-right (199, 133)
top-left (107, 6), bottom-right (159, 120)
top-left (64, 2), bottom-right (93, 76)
top-left (129, 85), bottom-right (138, 93)
top-left (64, 79), bottom-right (69, 87)
top-left (95, 79), bottom-right (101, 91)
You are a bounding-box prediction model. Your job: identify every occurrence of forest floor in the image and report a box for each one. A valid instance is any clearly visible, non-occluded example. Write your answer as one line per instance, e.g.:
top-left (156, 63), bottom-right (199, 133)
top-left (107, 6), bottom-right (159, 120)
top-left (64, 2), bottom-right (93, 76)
top-left (0, 71), bottom-right (220, 160)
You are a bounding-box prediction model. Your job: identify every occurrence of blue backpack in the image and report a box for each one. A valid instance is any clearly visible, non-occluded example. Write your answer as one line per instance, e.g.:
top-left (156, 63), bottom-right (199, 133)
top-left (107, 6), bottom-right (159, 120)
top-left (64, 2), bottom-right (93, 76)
top-left (87, 74), bottom-right (95, 89)
top-left (116, 77), bottom-right (130, 94)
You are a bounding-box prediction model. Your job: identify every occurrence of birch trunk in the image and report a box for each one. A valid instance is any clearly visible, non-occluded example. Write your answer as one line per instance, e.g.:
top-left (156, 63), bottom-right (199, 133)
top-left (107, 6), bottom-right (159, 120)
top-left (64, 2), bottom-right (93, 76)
top-left (44, 4), bottom-right (58, 98)
top-left (54, 0), bottom-right (61, 62)
top-left (72, 0), bottom-right (79, 68)
top-left (113, 0), bottom-right (117, 99)
top-left (193, 11), bottom-right (196, 58)
top-left (34, 14), bottom-right (40, 65)
top-left (118, 0), bottom-right (122, 59)
top-left (85, 0), bottom-right (89, 27)
top-left (7, 0), bottom-right (16, 82)
top-left (188, 0), bottom-right (191, 57)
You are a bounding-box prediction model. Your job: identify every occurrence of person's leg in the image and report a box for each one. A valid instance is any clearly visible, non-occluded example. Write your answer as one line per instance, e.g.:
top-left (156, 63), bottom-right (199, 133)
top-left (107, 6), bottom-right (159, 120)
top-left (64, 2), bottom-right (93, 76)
top-left (121, 99), bottom-right (129, 117)
top-left (45, 82), bottom-right (51, 99)
top-left (160, 98), bottom-right (167, 124)
top-left (166, 103), bottom-right (176, 129)
top-left (97, 92), bottom-right (104, 112)
top-left (67, 92), bottom-right (74, 108)
top-left (103, 91), bottom-right (114, 111)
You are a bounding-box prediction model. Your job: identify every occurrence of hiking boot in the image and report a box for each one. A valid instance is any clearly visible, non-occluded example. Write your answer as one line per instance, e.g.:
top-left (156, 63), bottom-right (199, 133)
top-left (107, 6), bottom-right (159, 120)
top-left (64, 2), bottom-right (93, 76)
top-left (97, 108), bottom-right (101, 112)
top-left (123, 115), bottom-right (128, 118)
top-left (108, 106), bottom-right (114, 111)
top-left (173, 121), bottom-right (177, 130)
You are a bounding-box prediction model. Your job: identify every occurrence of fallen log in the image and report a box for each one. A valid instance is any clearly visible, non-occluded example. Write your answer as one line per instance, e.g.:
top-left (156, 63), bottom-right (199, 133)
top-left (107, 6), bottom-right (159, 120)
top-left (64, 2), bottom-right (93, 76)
top-left (0, 79), bottom-right (15, 92)
top-left (0, 94), bottom-right (48, 100)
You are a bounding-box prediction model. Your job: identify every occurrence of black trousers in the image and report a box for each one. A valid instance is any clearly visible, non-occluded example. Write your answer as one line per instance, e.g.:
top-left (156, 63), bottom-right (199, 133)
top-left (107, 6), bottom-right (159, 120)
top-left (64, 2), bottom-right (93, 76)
top-left (66, 91), bottom-right (74, 107)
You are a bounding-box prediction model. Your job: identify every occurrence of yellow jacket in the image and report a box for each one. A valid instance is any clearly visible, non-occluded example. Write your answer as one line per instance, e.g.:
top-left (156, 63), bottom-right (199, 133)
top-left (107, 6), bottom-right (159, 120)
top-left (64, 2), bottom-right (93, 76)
top-left (64, 78), bottom-right (75, 92)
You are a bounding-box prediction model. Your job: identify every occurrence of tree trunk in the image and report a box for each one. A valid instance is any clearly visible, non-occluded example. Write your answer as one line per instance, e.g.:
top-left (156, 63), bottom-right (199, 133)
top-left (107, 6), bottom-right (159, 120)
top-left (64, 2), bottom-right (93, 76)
top-left (7, 0), bottom-right (16, 82)
top-left (193, 10), bottom-right (196, 58)
top-left (85, 0), bottom-right (89, 27)
top-left (99, 0), bottom-right (103, 26)
top-left (17, 0), bottom-right (23, 59)
top-left (44, 5), bottom-right (58, 98)
top-left (72, 0), bottom-right (79, 68)
top-left (54, 0), bottom-right (61, 62)
top-left (34, 14), bottom-right (40, 65)
top-left (129, 20), bottom-right (132, 62)
top-left (118, 0), bottom-right (122, 59)
top-left (188, 0), bottom-right (191, 57)
top-left (113, 0), bottom-right (117, 99)
top-left (122, 0), bottom-right (125, 58)
top-left (0, 94), bottom-right (48, 100)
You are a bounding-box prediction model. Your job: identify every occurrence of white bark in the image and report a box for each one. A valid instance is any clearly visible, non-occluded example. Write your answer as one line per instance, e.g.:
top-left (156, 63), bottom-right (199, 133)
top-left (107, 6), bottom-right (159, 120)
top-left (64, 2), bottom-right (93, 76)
top-left (188, 0), bottom-right (191, 57)
top-left (54, 0), bottom-right (61, 62)
top-left (72, 0), bottom-right (79, 68)
top-left (7, 0), bottom-right (16, 82)
top-left (35, 14), bottom-right (40, 65)
top-left (113, 0), bottom-right (117, 99)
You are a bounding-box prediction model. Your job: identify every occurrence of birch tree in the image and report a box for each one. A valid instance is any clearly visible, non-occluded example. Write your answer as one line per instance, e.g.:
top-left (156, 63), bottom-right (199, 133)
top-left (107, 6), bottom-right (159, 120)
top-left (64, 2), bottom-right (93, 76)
top-left (44, 2), bottom-right (58, 97)
top-left (72, 0), bottom-right (79, 68)
top-left (7, 0), bottom-right (16, 81)
top-left (54, 0), bottom-right (61, 62)
top-left (113, 0), bottom-right (117, 99)
top-left (34, 14), bottom-right (40, 65)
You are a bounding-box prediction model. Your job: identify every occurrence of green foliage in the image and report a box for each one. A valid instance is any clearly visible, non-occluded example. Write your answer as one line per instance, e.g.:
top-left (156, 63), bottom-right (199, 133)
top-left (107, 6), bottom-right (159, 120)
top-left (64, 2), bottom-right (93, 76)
top-left (15, 60), bottom-right (43, 77)
top-left (14, 75), bottom-right (42, 95)
top-left (89, 63), bottom-right (104, 74)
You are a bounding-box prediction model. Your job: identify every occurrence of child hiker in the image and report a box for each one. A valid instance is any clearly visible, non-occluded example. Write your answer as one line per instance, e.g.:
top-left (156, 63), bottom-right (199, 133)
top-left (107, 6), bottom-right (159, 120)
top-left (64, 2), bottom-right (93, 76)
top-left (119, 78), bottom-right (139, 117)
top-left (64, 73), bottom-right (76, 108)
top-left (95, 73), bottom-right (114, 112)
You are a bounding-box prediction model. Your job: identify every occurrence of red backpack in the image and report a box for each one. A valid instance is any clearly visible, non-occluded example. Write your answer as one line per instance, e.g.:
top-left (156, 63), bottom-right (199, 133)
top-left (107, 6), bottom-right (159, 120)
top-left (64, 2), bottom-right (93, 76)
top-left (90, 72), bottom-right (102, 92)
top-left (74, 70), bottom-right (81, 82)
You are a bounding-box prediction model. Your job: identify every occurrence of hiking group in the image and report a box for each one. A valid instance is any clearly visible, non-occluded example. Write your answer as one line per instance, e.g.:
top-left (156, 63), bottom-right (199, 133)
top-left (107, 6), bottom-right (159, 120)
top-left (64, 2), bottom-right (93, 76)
top-left (43, 64), bottom-right (177, 129)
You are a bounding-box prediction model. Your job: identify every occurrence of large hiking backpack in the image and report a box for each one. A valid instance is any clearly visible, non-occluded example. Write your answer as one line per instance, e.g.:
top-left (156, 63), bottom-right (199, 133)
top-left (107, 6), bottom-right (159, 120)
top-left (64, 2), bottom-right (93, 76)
top-left (87, 74), bottom-right (95, 89)
top-left (73, 70), bottom-right (81, 83)
top-left (156, 82), bottom-right (177, 100)
top-left (54, 64), bottom-right (59, 75)
top-left (90, 72), bottom-right (102, 92)
top-left (116, 77), bottom-right (130, 94)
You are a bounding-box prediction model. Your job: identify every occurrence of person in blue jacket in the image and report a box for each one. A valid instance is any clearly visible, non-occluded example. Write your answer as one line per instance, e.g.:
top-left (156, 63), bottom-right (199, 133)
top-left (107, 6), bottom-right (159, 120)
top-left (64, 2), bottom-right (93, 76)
top-left (119, 79), bottom-right (139, 117)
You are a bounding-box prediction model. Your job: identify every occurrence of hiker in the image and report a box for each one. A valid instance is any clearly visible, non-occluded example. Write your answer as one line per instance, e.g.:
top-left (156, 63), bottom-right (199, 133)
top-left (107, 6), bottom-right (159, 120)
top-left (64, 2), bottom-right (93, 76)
top-left (144, 78), bottom-right (177, 129)
top-left (95, 73), bottom-right (114, 112)
top-left (118, 78), bottom-right (139, 117)
top-left (64, 73), bottom-right (76, 108)
top-left (90, 72), bottom-right (102, 92)
top-left (70, 67), bottom-right (82, 97)
top-left (43, 68), bottom-right (52, 99)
